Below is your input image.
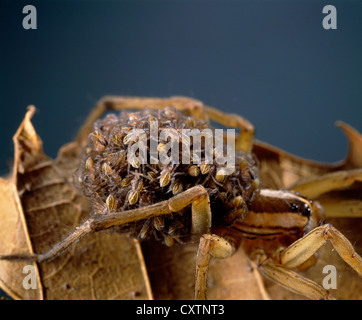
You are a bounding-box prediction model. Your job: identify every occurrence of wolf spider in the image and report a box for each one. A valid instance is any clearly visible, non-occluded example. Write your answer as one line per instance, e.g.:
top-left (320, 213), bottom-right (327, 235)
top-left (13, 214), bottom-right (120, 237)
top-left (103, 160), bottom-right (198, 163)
top-left (1, 96), bottom-right (361, 300)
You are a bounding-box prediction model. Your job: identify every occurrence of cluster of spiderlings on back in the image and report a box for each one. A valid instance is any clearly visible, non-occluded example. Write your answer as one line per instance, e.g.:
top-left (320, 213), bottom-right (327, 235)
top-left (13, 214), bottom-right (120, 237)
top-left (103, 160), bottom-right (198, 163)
top-left (76, 108), bottom-right (260, 245)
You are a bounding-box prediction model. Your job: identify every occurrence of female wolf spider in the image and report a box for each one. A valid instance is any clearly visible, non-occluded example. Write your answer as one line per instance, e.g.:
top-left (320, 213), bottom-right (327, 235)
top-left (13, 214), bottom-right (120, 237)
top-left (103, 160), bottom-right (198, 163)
top-left (1, 96), bottom-right (361, 300)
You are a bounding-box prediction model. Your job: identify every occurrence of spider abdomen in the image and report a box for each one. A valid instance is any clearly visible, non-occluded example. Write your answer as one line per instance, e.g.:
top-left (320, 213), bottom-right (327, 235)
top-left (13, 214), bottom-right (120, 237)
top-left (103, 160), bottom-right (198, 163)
top-left (77, 108), bottom-right (259, 245)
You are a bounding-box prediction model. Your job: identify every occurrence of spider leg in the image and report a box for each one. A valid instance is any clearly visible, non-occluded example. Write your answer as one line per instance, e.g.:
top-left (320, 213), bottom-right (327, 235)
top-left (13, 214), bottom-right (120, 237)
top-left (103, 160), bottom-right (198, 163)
top-left (75, 96), bottom-right (207, 145)
top-left (279, 224), bottom-right (362, 276)
top-left (290, 168), bottom-right (362, 200)
top-left (195, 234), bottom-right (235, 300)
top-left (205, 105), bottom-right (254, 153)
top-left (0, 185), bottom-right (211, 263)
top-left (253, 250), bottom-right (336, 300)
top-left (76, 96), bottom-right (255, 153)
top-left (248, 259), bottom-right (272, 300)
top-left (289, 169), bottom-right (362, 218)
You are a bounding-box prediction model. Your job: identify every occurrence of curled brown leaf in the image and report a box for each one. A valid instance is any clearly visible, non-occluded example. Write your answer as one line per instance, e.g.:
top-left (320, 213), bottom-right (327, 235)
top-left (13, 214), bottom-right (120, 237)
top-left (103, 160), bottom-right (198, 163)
top-left (1, 104), bottom-right (361, 300)
top-left (0, 107), bottom-right (151, 300)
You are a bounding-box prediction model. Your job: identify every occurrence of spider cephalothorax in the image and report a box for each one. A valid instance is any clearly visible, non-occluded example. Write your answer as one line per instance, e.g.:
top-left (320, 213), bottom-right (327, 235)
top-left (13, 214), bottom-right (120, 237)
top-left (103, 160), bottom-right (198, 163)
top-left (77, 107), bottom-right (259, 245)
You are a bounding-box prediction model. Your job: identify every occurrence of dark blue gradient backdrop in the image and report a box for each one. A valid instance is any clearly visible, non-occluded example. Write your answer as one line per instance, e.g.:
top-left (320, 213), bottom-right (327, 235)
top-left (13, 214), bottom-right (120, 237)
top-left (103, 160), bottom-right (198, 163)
top-left (0, 0), bottom-right (362, 176)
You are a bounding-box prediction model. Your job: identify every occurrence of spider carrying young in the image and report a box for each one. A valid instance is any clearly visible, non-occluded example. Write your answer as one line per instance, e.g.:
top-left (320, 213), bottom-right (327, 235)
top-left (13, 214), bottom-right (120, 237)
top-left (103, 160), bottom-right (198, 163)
top-left (1, 96), bottom-right (361, 300)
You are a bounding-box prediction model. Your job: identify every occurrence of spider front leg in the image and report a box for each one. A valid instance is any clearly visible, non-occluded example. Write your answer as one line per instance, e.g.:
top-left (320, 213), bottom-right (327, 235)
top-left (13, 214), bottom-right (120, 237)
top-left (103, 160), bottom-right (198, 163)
top-left (195, 234), bottom-right (236, 300)
top-left (279, 224), bottom-right (362, 276)
top-left (76, 96), bottom-right (255, 153)
top-left (290, 168), bottom-right (362, 202)
top-left (288, 168), bottom-right (362, 219)
top-left (254, 250), bottom-right (336, 300)
top-left (0, 185), bottom-right (212, 263)
top-left (205, 106), bottom-right (254, 153)
top-left (76, 96), bottom-right (207, 145)
top-left (255, 223), bottom-right (362, 300)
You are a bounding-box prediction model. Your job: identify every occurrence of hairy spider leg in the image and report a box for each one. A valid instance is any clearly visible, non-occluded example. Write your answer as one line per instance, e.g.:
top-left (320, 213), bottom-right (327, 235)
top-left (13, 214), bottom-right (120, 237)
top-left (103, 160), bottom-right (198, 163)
top-left (290, 169), bottom-right (362, 200)
top-left (194, 234), bottom-right (235, 300)
top-left (75, 96), bottom-right (207, 145)
top-left (253, 249), bottom-right (336, 300)
top-left (0, 186), bottom-right (211, 263)
top-left (250, 222), bottom-right (362, 300)
top-left (204, 105), bottom-right (254, 153)
top-left (279, 224), bottom-right (362, 275)
top-left (75, 96), bottom-right (255, 153)
top-left (289, 168), bottom-right (362, 218)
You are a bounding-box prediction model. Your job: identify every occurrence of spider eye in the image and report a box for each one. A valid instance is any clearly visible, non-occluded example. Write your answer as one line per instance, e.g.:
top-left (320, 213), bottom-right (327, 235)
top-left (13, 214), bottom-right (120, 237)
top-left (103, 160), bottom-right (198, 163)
top-left (290, 203), bottom-right (299, 212)
top-left (290, 202), bottom-right (311, 216)
top-left (302, 203), bottom-right (311, 216)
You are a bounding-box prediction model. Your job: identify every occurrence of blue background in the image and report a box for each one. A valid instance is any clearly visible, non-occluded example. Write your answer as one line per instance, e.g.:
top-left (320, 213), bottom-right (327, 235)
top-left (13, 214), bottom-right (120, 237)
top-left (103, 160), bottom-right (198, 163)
top-left (0, 0), bottom-right (361, 300)
top-left (1, 0), bottom-right (362, 176)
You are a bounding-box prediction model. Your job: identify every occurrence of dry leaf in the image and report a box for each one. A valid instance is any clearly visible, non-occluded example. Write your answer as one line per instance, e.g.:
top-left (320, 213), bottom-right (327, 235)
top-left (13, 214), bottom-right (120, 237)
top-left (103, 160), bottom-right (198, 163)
top-left (0, 107), bottom-right (151, 300)
top-left (1, 102), bottom-right (361, 300)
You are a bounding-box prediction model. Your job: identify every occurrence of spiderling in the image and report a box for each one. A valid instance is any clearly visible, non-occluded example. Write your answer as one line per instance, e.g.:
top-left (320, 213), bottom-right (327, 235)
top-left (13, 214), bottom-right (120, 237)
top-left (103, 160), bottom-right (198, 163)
top-left (76, 108), bottom-right (258, 245)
